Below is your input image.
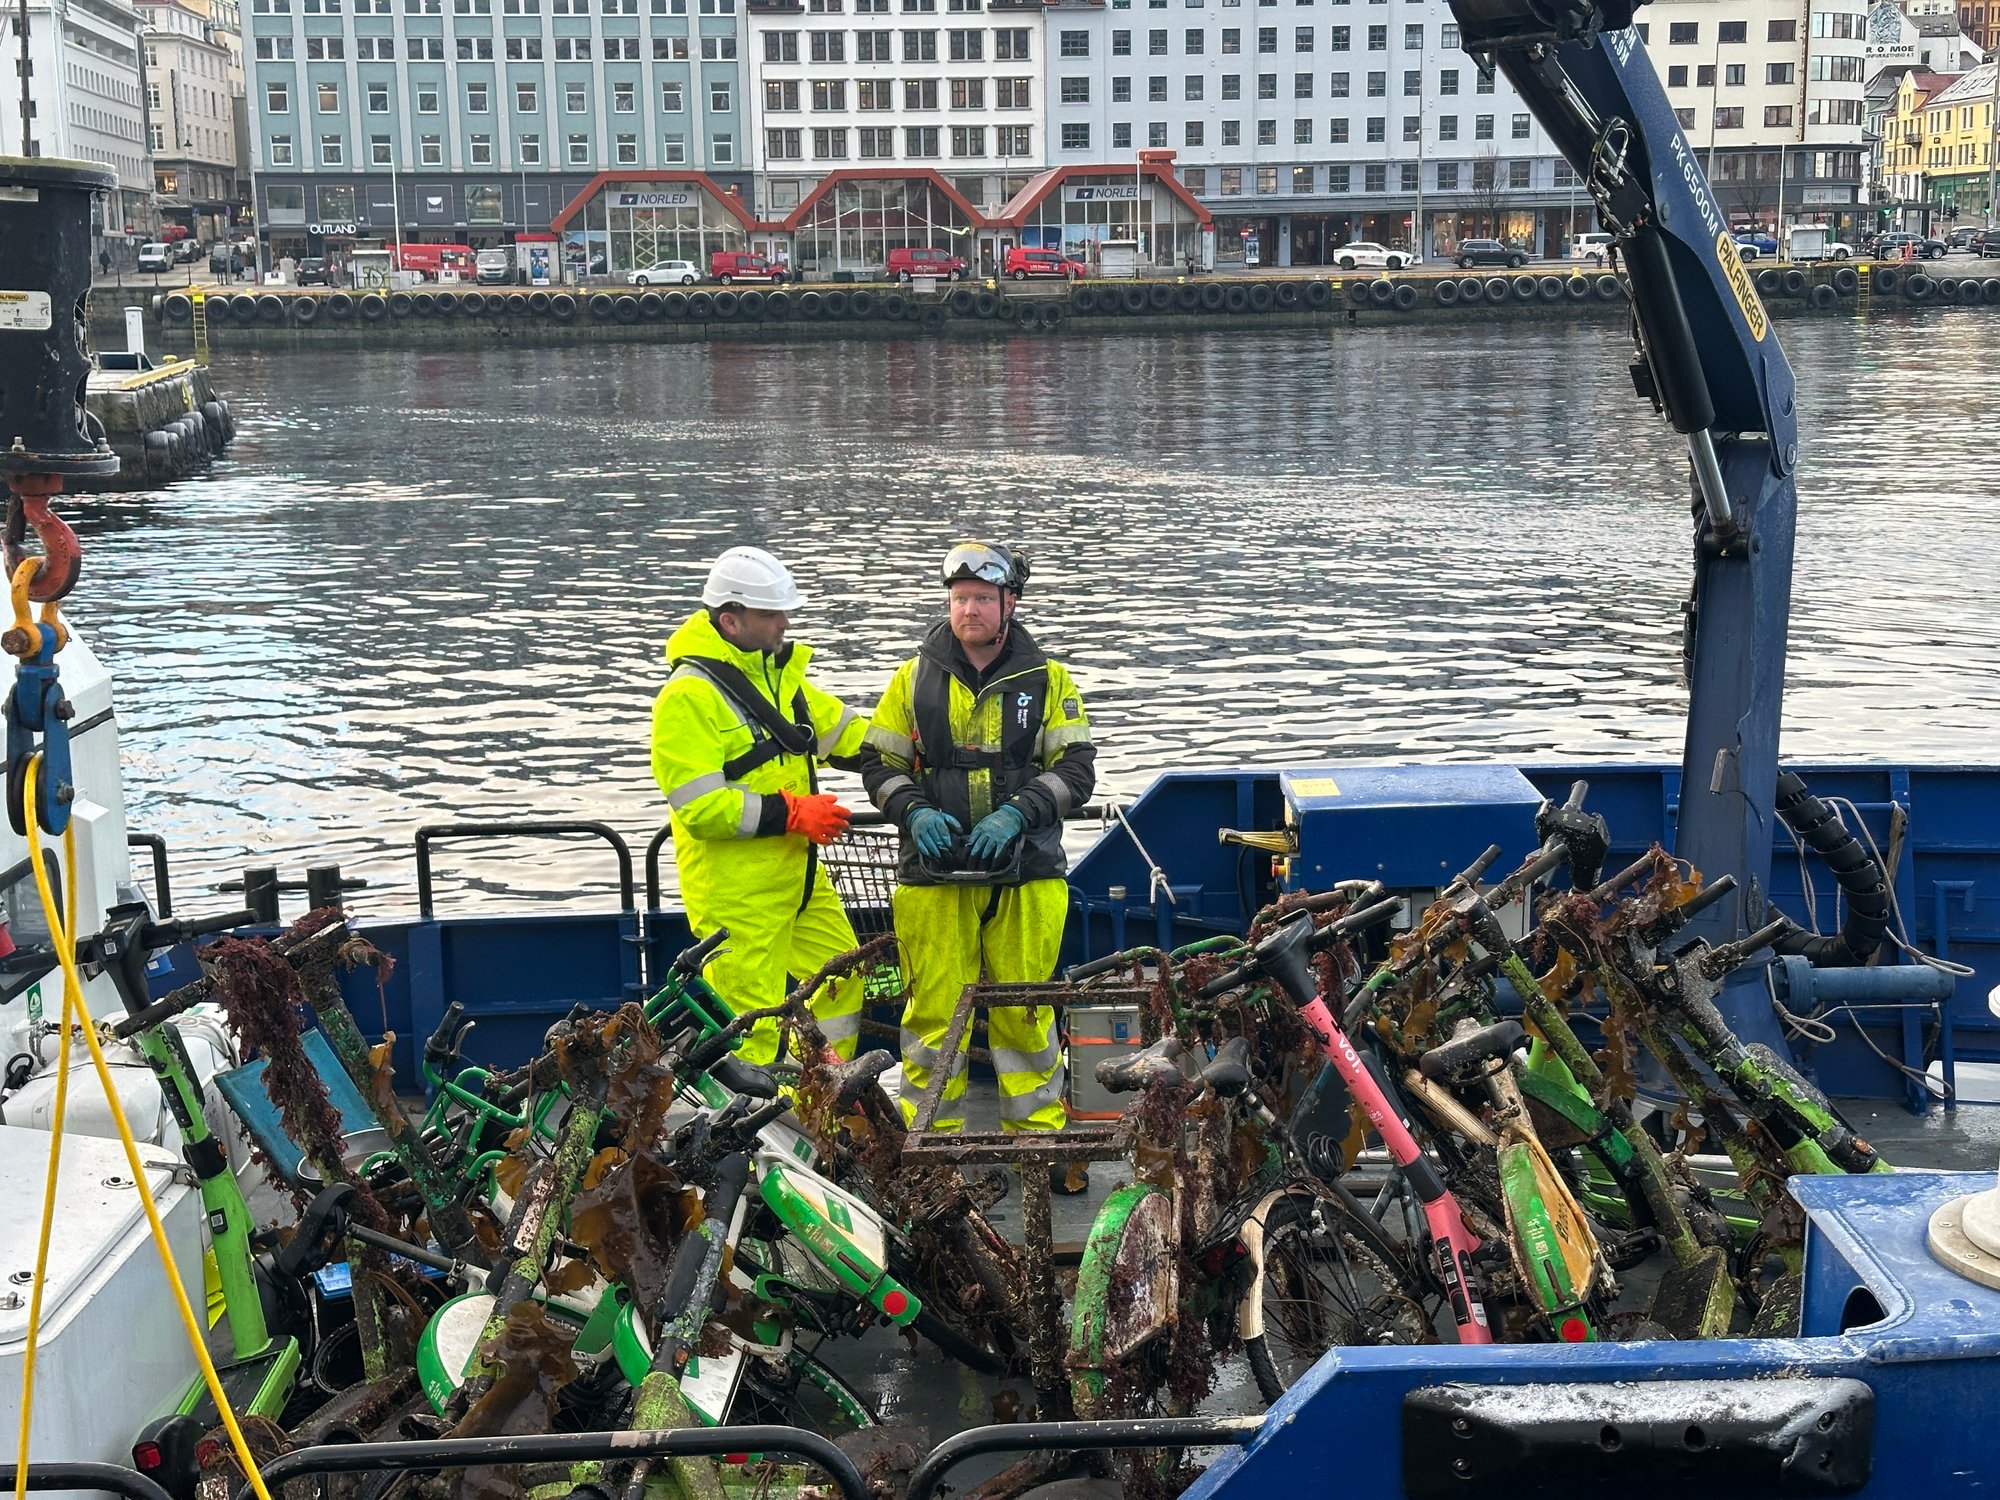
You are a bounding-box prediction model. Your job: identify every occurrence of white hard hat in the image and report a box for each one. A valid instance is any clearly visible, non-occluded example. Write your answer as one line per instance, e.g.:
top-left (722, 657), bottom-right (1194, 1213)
top-left (701, 546), bottom-right (806, 612)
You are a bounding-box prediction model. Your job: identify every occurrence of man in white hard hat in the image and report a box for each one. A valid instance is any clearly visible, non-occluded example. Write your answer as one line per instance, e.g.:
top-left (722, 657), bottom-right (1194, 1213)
top-left (650, 546), bottom-right (872, 1065)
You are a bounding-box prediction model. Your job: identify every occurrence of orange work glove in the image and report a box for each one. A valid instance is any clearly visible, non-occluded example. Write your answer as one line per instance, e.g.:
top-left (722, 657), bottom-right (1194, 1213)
top-left (782, 790), bottom-right (852, 845)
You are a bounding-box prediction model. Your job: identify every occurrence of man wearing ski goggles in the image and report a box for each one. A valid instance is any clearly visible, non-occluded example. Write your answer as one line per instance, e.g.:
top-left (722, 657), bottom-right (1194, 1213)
top-left (858, 542), bottom-right (1096, 1184)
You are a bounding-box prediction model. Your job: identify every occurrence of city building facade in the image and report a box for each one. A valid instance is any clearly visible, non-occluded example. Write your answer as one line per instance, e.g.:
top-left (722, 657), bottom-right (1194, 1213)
top-left (142, 0), bottom-right (246, 238)
top-left (1915, 60), bottom-right (1995, 219)
top-left (1, 0), bottom-right (157, 251)
top-left (1037, 0), bottom-right (1588, 266)
top-left (243, 0), bottom-right (751, 265)
top-left (1643, 0), bottom-right (1871, 238)
top-left (1876, 66), bottom-right (1956, 221)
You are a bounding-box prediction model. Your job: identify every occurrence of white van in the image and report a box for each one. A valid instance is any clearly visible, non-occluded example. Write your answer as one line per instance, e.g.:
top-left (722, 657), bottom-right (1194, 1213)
top-left (1566, 231), bottom-right (1616, 265)
top-left (136, 241), bottom-right (174, 273)
top-left (474, 246), bottom-right (514, 285)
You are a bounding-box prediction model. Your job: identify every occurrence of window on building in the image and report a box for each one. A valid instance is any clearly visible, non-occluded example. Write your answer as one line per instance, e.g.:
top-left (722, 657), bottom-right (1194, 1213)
top-left (415, 132), bottom-right (439, 162)
top-left (1474, 112), bottom-right (1492, 138)
top-left (506, 37), bottom-right (543, 57)
top-left (1764, 104), bottom-right (1792, 127)
top-left (905, 78), bottom-right (937, 107)
top-left (946, 26), bottom-right (979, 57)
top-left (997, 123), bottom-right (1029, 153)
top-left (1695, 63), bottom-right (1713, 85)
top-left (1668, 20), bottom-right (1695, 42)
top-left (1146, 73), bottom-right (1165, 98)
top-left (711, 81), bottom-right (733, 110)
top-left (858, 79), bottom-right (894, 107)
top-left (1511, 111), bottom-right (1527, 137)
top-left (1222, 71), bottom-right (1240, 96)
top-left (1113, 75), bottom-right (1132, 99)
top-left (1665, 63), bottom-right (1685, 85)
top-left (1294, 23), bottom-right (1311, 47)
top-left (660, 131), bottom-right (683, 160)
top-left (859, 125), bottom-right (894, 156)
top-left (1714, 105), bottom-right (1742, 128)
top-left (1553, 158), bottom-right (1576, 186)
top-left (1439, 66), bottom-right (1456, 93)
top-left (950, 77), bottom-right (984, 106)
top-left (1189, 26), bottom-right (1205, 49)
top-left (1250, 117), bottom-right (1270, 141)
top-left (711, 131), bottom-right (733, 161)
top-left (1437, 113), bottom-right (1455, 138)
top-left (519, 131), bottom-right (540, 161)
top-left (767, 79), bottom-right (799, 109)
top-left (1112, 121), bottom-right (1132, 146)
top-left (1673, 106), bottom-right (1693, 127)
top-left (1768, 18), bottom-right (1795, 41)
top-left (1724, 63), bottom-right (1743, 86)
top-left (811, 78), bottom-right (846, 108)
top-left (316, 80), bottom-right (340, 111)
top-left (1257, 71), bottom-right (1276, 96)
top-left (1366, 22), bottom-right (1383, 46)
top-left (1251, 164), bottom-right (1272, 192)
top-left (1293, 70), bottom-right (1312, 95)
top-left (1290, 164), bottom-right (1312, 192)
top-left (270, 132), bottom-right (294, 162)
top-left (1510, 159), bottom-right (1530, 187)
top-left (1220, 166), bottom-right (1241, 192)
top-left (1188, 74), bottom-right (1205, 97)
top-left (1401, 114), bottom-right (1417, 139)
top-left (814, 125), bottom-right (850, 156)
top-left (1365, 114), bottom-right (1383, 140)
top-left (1329, 22), bottom-right (1346, 47)
top-left (1151, 26), bottom-right (1169, 50)
top-left (367, 82), bottom-right (389, 112)
top-left (1363, 162), bottom-right (1383, 189)
top-left (1327, 163), bottom-right (1348, 190)
top-left (517, 82), bottom-right (539, 110)
top-left (1114, 27), bottom-right (1132, 51)
top-left (901, 123), bottom-right (937, 154)
top-left (905, 27), bottom-right (938, 58)
top-left (1435, 160), bottom-right (1456, 188)
top-left (564, 83), bottom-right (586, 111)
top-left (1766, 61), bottom-right (1792, 84)
top-left (1471, 156), bottom-right (1493, 188)
top-left (1718, 18), bottom-right (1744, 42)
top-left (1183, 165), bottom-right (1207, 192)
top-left (995, 26), bottom-right (1029, 56)
top-left (319, 132), bottom-right (343, 162)
top-left (765, 30), bottom-right (797, 59)
top-left (471, 132), bottom-right (494, 162)
top-left (1060, 28), bottom-right (1089, 53)
top-left (1329, 115), bottom-right (1347, 140)
top-left (1221, 25), bottom-right (1240, 48)
top-left (1222, 117), bottom-right (1240, 142)
top-left (1257, 24), bottom-right (1275, 47)
top-left (1403, 68), bottom-right (1418, 94)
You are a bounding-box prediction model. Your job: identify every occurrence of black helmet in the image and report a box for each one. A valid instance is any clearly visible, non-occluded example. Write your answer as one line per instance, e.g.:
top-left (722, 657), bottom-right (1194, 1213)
top-left (940, 541), bottom-right (1029, 597)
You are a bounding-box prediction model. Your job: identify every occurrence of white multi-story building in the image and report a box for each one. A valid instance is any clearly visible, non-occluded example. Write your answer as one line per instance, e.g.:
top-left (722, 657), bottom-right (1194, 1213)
top-left (1643, 0), bottom-right (1870, 236)
top-left (1039, 0), bottom-right (1584, 267)
top-left (141, 0), bottom-right (245, 237)
top-left (0, 0), bottom-right (157, 250)
top-left (741, 0), bottom-right (1045, 220)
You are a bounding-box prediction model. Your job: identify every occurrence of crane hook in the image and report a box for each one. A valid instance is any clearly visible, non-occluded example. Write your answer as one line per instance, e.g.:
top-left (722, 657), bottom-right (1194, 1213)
top-left (3, 476), bottom-right (82, 604)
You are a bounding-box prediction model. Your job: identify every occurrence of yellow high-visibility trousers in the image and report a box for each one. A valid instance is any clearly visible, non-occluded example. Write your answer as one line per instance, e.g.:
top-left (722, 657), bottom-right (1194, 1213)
top-left (892, 878), bottom-right (1068, 1133)
top-left (688, 861), bottom-right (864, 1067)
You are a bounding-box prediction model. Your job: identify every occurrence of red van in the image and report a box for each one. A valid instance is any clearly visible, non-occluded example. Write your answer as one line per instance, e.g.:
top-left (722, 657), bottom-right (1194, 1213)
top-left (710, 251), bottom-right (786, 283)
top-left (1004, 247), bottom-right (1087, 280)
top-left (885, 246), bottom-right (968, 282)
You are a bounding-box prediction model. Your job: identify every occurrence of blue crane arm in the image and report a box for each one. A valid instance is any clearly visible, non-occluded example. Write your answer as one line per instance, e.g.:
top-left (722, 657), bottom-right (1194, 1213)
top-left (1446, 0), bottom-right (1802, 1056)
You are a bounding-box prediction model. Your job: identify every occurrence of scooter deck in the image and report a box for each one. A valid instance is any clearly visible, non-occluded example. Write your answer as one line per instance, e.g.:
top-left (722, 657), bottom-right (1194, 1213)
top-left (174, 1337), bottom-right (303, 1422)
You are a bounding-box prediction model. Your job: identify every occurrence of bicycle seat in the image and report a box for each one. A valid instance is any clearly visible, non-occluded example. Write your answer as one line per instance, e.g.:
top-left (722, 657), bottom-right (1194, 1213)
top-left (1096, 1036), bottom-right (1185, 1094)
top-left (709, 1053), bottom-right (780, 1100)
top-left (1199, 1035), bottom-right (1253, 1098)
top-left (822, 1048), bottom-right (896, 1112)
top-left (1418, 1018), bottom-right (1528, 1081)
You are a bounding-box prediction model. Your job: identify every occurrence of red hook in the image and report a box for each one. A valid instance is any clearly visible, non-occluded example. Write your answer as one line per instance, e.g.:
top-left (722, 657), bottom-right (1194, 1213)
top-left (4, 476), bottom-right (81, 603)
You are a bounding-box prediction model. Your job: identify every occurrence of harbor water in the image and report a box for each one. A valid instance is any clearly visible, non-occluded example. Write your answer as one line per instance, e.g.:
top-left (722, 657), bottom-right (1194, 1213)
top-left (73, 317), bottom-right (2000, 913)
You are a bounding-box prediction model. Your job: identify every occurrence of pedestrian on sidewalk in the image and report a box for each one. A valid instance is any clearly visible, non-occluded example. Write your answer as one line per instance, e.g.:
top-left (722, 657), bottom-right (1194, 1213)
top-left (99, 247), bottom-right (112, 278)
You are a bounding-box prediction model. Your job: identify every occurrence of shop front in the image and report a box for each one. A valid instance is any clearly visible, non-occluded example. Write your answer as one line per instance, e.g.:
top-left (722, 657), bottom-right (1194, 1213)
top-left (551, 174), bottom-right (758, 276)
top-left (1004, 166), bottom-right (1210, 271)
top-left (784, 174), bottom-right (980, 277)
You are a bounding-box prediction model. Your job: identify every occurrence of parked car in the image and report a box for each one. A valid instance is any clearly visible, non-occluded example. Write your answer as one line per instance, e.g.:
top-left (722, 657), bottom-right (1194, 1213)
top-left (885, 246), bottom-right (968, 282)
top-left (1003, 246), bottom-right (1087, 279)
top-left (1976, 229), bottom-right (2000, 258)
top-left (171, 238), bottom-right (206, 265)
top-left (1947, 225), bottom-right (1981, 250)
top-left (1731, 231), bottom-right (1779, 260)
top-left (710, 250), bottom-right (786, 283)
top-left (1454, 238), bottom-right (1528, 269)
top-left (136, 241), bottom-right (174, 273)
top-left (1331, 241), bottom-right (1420, 270)
top-left (1868, 231), bottom-right (1948, 260)
top-left (1566, 231), bottom-right (1617, 265)
top-left (294, 257), bottom-right (331, 286)
top-left (628, 259), bottom-right (699, 286)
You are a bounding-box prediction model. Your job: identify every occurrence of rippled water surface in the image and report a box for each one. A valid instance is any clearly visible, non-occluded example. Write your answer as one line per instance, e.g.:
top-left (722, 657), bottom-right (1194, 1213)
top-left (75, 318), bottom-right (1999, 912)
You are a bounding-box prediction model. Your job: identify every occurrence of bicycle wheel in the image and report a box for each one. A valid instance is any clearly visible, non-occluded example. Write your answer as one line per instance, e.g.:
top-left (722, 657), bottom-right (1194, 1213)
top-left (731, 1348), bottom-right (878, 1432)
top-left (1243, 1189), bottom-right (1432, 1404)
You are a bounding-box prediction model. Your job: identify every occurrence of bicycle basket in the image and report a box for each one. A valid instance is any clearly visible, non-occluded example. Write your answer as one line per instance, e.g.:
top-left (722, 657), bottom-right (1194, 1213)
top-left (821, 824), bottom-right (902, 937)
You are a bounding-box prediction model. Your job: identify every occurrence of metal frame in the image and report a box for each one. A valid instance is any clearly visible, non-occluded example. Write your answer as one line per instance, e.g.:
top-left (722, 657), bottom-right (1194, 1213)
top-left (904, 1416), bottom-right (1266, 1500)
top-left (231, 1425), bottom-right (870, 1500)
top-left (414, 820), bottom-right (635, 919)
top-left (8, 1464), bottom-right (177, 1500)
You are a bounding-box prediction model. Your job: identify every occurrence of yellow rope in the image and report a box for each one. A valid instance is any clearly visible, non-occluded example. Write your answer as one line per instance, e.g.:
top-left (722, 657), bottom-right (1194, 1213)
top-left (13, 754), bottom-right (276, 1500)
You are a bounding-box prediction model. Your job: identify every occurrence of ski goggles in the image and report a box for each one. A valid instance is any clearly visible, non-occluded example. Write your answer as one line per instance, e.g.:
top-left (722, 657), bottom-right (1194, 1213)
top-left (941, 542), bottom-right (1013, 587)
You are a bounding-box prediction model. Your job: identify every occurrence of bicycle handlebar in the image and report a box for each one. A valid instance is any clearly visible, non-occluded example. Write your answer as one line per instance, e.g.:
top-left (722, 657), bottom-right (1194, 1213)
top-left (1196, 895), bottom-right (1403, 1000)
top-left (1065, 948), bottom-right (1149, 983)
top-left (673, 927), bottom-right (729, 976)
top-left (107, 908), bottom-right (260, 1039)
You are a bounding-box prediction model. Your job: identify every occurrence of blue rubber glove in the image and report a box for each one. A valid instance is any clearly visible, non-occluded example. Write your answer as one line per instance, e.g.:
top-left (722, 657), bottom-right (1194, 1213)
top-left (966, 805), bottom-right (1028, 864)
top-left (907, 807), bottom-right (962, 860)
